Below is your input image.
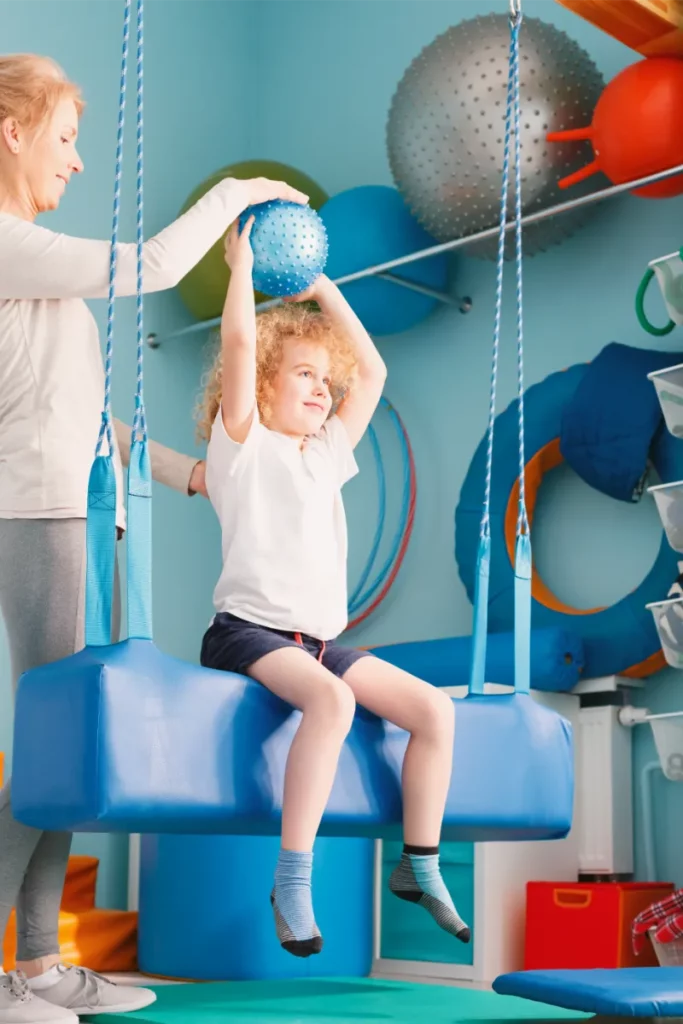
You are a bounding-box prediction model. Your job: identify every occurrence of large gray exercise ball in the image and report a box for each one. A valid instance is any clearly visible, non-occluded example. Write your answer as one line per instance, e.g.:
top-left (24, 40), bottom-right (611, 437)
top-left (386, 14), bottom-right (605, 258)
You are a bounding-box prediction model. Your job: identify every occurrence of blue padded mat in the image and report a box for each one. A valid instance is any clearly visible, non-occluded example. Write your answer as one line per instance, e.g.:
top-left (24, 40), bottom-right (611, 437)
top-left (494, 968), bottom-right (683, 1016)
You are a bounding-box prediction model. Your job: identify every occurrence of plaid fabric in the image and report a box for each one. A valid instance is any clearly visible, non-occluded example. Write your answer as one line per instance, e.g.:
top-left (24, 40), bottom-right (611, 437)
top-left (632, 888), bottom-right (683, 953)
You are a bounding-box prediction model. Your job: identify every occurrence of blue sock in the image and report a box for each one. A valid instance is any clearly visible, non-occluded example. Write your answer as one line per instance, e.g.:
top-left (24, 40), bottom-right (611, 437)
top-left (271, 849), bottom-right (323, 958)
top-left (389, 845), bottom-right (471, 943)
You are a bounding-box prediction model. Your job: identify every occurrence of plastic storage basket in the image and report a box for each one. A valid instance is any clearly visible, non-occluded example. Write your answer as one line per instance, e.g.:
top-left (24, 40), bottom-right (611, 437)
top-left (647, 597), bottom-right (683, 668)
top-left (648, 480), bottom-right (683, 552)
top-left (649, 712), bottom-right (683, 781)
top-left (649, 363), bottom-right (683, 438)
top-left (650, 928), bottom-right (683, 965)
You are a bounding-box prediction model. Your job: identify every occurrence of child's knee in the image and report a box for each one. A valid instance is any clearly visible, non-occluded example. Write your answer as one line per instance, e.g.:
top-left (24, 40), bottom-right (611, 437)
top-left (307, 677), bottom-right (356, 733)
top-left (419, 688), bottom-right (455, 741)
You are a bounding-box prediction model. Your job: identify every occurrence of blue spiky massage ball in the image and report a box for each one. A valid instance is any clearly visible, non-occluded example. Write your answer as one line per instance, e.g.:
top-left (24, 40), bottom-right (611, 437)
top-left (239, 200), bottom-right (328, 298)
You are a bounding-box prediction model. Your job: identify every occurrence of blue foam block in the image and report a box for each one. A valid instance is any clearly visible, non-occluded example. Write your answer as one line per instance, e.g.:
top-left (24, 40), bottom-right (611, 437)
top-left (494, 969), bottom-right (683, 1017)
top-left (12, 638), bottom-right (574, 839)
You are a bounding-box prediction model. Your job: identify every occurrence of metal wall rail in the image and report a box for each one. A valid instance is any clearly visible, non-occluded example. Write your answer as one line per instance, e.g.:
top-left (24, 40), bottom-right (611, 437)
top-left (147, 160), bottom-right (683, 348)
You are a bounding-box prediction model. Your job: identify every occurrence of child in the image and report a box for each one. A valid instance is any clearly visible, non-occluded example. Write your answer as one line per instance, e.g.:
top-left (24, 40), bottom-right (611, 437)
top-left (197, 215), bottom-right (469, 958)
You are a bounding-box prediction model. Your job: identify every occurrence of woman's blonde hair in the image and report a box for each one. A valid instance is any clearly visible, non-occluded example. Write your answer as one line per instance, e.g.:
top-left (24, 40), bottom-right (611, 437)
top-left (0, 54), bottom-right (84, 133)
top-left (197, 302), bottom-right (357, 440)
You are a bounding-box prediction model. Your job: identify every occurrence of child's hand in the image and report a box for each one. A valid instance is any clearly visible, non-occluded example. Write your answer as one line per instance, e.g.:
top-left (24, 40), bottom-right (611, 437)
top-left (284, 274), bottom-right (332, 304)
top-left (224, 216), bottom-right (255, 272)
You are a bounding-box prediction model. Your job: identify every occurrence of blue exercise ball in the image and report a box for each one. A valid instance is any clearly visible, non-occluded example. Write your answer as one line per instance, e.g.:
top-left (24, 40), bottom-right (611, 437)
top-left (239, 200), bottom-right (328, 298)
top-left (318, 185), bottom-right (449, 336)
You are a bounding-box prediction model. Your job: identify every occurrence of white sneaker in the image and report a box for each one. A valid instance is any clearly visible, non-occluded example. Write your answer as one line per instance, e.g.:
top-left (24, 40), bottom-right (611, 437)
top-left (0, 971), bottom-right (77, 1024)
top-left (31, 966), bottom-right (156, 1016)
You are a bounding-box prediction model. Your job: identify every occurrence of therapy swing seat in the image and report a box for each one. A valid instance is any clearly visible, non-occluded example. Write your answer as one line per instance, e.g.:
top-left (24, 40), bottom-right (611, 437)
top-left (11, 637), bottom-right (574, 840)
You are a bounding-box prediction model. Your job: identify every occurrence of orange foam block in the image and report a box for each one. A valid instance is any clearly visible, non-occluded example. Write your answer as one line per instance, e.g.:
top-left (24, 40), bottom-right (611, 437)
top-left (3, 907), bottom-right (138, 973)
top-left (556, 0), bottom-right (683, 57)
top-left (0, 751), bottom-right (138, 974)
top-left (61, 856), bottom-right (99, 913)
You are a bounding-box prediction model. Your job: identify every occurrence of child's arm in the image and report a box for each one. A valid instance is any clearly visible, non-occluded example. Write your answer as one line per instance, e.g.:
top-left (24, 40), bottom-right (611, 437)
top-left (305, 275), bottom-right (387, 448)
top-left (219, 217), bottom-right (257, 443)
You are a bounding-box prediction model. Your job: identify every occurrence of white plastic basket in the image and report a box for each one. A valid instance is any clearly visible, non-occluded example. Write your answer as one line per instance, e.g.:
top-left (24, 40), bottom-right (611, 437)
top-left (650, 927), bottom-right (683, 965)
top-left (650, 250), bottom-right (683, 327)
top-left (648, 363), bottom-right (683, 439)
top-left (647, 597), bottom-right (683, 668)
top-left (648, 480), bottom-right (683, 552)
top-left (649, 713), bottom-right (683, 781)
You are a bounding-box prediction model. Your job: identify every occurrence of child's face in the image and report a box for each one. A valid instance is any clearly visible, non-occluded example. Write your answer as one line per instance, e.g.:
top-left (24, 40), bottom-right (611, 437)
top-left (268, 339), bottom-right (333, 438)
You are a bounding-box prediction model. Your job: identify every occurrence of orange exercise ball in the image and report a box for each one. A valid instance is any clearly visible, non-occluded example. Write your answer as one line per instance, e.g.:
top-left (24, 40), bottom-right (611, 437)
top-left (547, 57), bottom-right (683, 198)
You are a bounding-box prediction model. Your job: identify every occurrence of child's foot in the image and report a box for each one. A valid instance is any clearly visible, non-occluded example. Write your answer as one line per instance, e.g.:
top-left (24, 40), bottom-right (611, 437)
top-left (389, 846), bottom-right (471, 943)
top-left (271, 849), bottom-right (323, 958)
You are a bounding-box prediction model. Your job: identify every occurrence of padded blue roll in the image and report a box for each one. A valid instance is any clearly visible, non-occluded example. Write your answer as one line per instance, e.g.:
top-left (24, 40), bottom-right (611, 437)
top-left (12, 638), bottom-right (573, 841)
top-left (494, 968), bottom-right (683, 1016)
top-left (370, 629), bottom-right (584, 693)
top-left (138, 834), bottom-right (373, 980)
top-left (560, 343), bottom-right (681, 503)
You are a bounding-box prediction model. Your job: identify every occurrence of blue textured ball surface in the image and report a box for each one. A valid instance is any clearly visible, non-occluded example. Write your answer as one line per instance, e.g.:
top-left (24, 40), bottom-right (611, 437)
top-left (239, 200), bottom-right (328, 298)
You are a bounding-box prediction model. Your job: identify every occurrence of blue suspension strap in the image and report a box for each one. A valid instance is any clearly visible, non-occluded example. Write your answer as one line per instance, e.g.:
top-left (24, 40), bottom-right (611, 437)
top-left (469, 0), bottom-right (531, 697)
top-left (85, 0), bottom-right (152, 647)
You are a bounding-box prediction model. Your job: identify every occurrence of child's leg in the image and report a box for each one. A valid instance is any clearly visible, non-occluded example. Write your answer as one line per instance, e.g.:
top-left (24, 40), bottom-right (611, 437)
top-left (342, 657), bottom-right (469, 942)
top-left (248, 646), bottom-right (356, 956)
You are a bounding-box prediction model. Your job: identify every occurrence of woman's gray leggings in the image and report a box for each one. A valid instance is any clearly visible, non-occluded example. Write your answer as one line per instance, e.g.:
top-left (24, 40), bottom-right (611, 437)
top-left (0, 519), bottom-right (120, 962)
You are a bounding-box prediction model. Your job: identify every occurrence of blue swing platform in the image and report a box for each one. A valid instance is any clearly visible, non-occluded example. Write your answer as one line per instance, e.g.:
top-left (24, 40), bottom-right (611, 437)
top-left (11, 637), bottom-right (573, 840)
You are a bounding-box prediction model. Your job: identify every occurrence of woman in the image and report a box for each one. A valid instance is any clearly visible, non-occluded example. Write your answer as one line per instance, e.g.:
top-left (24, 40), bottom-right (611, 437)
top-left (0, 53), bottom-right (308, 1023)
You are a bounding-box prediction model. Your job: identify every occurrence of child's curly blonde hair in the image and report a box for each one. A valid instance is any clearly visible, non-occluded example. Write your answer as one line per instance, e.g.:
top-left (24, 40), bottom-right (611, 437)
top-left (196, 303), bottom-right (357, 440)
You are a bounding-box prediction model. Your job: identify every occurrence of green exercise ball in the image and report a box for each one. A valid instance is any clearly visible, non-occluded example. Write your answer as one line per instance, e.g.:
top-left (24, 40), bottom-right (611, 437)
top-left (177, 160), bottom-right (329, 321)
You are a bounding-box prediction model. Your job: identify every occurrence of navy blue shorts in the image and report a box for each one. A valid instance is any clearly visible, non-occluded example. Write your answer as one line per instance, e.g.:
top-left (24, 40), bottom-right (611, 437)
top-left (200, 612), bottom-right (371, 679)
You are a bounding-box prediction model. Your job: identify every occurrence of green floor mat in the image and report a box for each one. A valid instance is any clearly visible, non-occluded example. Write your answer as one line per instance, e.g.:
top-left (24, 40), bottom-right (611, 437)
top-left (85, 977), bottom-right (593, 1024)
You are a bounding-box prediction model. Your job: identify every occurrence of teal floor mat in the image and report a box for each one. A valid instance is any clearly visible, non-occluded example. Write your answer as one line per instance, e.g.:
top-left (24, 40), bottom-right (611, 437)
top-left (85, 977), bottom-right (593, 1023)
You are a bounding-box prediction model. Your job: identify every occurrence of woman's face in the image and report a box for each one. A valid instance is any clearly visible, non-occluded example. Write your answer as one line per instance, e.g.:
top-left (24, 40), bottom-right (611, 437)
top-left (3, 96), bottom-right (84, 214)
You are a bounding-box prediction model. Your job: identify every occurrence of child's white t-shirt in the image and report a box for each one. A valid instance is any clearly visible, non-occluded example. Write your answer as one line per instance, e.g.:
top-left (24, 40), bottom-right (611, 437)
top-left (206, 408), bottom-right (359, 641)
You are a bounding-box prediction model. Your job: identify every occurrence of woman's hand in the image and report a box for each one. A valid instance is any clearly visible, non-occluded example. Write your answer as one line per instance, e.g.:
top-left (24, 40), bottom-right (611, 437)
top-left (189, 460), bottom-right (208, 498)
top-left (243, 177), bottom-right (309, 208)
top-left (224, 216), bottom-right (255, 272)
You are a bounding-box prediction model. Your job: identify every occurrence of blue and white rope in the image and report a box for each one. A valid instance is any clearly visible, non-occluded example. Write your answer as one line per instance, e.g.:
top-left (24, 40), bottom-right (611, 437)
top-left (509, 6), bottom-right (531, 695)
top-left (510, 11), bottom-right (528, 538)
top-left (479, 12), bottom-right (519, 542)
top-left (133, 0), bottom-right (147, 442)
top-left (97, 0), bottom-right (131, 458)
top-left (470, 3), bottom-right (529, 695)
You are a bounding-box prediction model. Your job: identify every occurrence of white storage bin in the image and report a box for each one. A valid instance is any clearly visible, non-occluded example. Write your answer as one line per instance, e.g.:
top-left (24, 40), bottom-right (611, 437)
top-left (648, 364), bottom-right (683, 439)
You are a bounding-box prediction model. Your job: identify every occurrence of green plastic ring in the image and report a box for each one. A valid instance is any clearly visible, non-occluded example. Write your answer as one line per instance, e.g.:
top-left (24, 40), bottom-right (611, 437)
top-left (635, 267), bottom-right (676, 337)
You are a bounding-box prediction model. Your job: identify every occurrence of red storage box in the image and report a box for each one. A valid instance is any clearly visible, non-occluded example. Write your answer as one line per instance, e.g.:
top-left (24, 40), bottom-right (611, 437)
top-left (525, 881), bottom-right (674, 969)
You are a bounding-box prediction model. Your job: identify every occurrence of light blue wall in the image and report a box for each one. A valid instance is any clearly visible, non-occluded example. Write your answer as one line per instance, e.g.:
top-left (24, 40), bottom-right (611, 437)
top-left (0, 0), bottom-right (253, 909)
top-left (2, 0), bottom-right (683, 915)
top-left (247, 0), bottom-right (683, 888)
